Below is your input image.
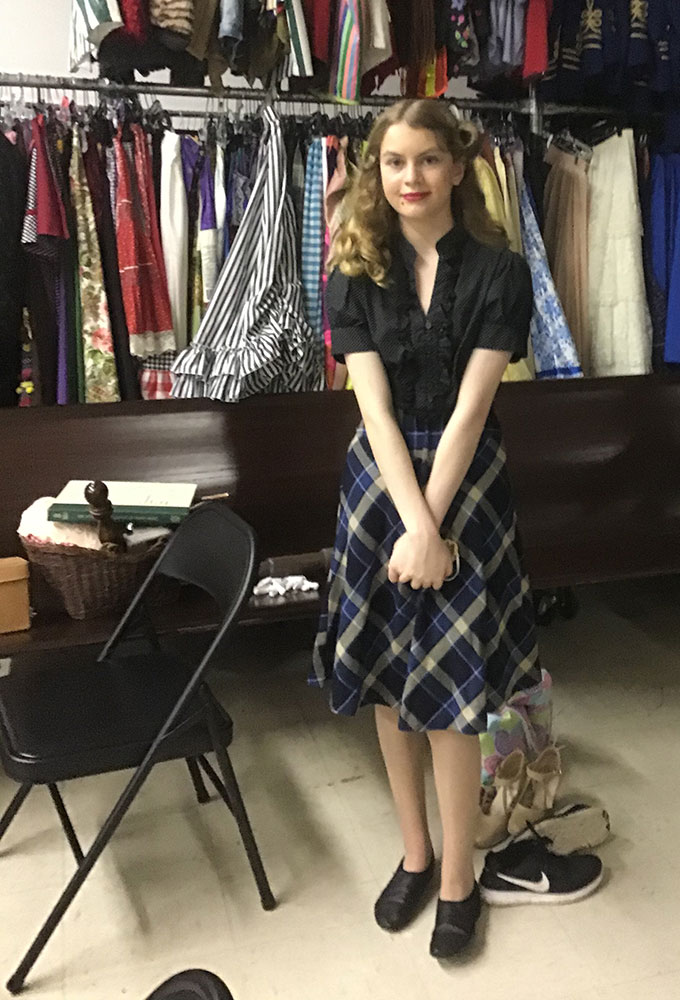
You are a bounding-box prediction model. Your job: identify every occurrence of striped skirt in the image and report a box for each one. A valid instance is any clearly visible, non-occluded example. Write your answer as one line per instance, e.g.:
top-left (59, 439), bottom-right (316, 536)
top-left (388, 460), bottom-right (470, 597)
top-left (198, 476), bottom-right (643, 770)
top-left (311, 418), bottom-right (541, 733)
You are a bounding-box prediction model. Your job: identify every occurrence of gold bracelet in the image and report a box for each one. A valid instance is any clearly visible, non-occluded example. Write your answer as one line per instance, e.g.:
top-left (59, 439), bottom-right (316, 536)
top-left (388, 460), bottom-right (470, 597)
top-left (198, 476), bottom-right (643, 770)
top-left (443, 537), bottom-right (460, 582)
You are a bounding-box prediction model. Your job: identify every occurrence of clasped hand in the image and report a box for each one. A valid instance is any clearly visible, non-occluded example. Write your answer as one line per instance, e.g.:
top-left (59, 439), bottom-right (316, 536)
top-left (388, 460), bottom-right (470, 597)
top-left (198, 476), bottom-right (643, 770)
top-left (387, 530), bottom-right (453, 591)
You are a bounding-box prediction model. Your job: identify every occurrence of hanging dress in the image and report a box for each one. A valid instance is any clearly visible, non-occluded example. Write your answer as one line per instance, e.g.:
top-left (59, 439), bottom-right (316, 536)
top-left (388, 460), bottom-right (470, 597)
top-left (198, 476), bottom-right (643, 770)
top-left (312, 228), bottom-right (542, 733)
top-left (160, 131), bottom-right (189, 350)
top-left (172, 107), bottom-right (321, 400)
top-left (543, 144), bottom-right (590, 373)
top-left (114, 122), bottom-right (176, 404)
top-left (518, 176), bottom-right (583, 379)
top-left (587, 130), bottom-right (653, 376)
top-left (69, 126), bottom-right (120, 403)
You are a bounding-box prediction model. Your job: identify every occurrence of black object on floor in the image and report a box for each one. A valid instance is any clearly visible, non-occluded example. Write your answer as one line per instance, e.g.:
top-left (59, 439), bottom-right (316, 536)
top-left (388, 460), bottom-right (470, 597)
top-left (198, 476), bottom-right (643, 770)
top-left (0, 501), bottom-right (275, 995)
top-left (374, 857), bottom-right (435, 931)
top-left (533, 587), bottom-right (579, 626)
top-left (480, 837), bottom-right (603, 906)
top-left (144, 968), bottom-right (234, 1000)
top-left (429, 883), bottom-right (482, 959)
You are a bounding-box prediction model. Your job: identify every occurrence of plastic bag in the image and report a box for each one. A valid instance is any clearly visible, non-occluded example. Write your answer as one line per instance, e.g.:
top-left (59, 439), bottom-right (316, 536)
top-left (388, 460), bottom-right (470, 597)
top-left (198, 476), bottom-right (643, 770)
top-left (480, 669), bottom-right (553, 785)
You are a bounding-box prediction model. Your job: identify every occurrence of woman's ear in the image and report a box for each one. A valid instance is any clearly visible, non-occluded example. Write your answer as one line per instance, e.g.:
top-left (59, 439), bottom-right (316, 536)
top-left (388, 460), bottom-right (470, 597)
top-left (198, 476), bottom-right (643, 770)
top-left (451, 160), bottom-right (466, 188)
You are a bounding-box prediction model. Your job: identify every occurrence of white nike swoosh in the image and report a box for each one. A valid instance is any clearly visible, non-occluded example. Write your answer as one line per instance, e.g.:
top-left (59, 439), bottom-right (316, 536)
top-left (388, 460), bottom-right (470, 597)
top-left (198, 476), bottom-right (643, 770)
top-left (496, 872), bottom-right (551, 893)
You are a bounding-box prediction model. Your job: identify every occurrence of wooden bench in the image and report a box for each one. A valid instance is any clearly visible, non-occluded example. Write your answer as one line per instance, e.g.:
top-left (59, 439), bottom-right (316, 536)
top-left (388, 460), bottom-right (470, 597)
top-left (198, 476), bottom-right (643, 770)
top-left (1, 374), bottom-right (680, 655)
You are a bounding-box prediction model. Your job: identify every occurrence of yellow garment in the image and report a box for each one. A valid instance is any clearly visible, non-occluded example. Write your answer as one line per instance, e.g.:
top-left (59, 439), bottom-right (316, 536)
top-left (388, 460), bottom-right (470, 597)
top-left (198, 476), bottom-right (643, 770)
top-left (473, 157), bottom-right (507, 232)
top-left (495, 147), bottom-right (522, 255)
top-left (473, 157), bottom-right (534, 382)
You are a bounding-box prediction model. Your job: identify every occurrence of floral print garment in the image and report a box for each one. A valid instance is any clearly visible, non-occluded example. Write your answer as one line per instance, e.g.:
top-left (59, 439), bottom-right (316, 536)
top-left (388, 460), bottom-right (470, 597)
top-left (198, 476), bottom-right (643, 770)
top-left (69, 126), bottom-right (121, 403)
top-left (518, 177), bottom-right (583, 379)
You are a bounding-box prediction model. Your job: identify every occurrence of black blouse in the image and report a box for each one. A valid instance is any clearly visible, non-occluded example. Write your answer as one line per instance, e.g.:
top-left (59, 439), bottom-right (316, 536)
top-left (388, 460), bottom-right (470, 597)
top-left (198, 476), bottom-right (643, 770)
top-left (327, 226), bottom-right (533, 420)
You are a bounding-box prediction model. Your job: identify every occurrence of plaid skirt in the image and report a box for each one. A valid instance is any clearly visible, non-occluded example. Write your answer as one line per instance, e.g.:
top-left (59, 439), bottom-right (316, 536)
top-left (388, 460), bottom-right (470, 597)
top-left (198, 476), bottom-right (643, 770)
top-left (311, 417), bottom-right (541, 733)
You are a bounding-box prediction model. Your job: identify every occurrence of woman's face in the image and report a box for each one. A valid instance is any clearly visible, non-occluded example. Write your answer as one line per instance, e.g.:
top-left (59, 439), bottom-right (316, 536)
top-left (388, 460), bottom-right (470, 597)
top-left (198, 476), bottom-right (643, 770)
top-left (379, 123), bottom-right (464, 224)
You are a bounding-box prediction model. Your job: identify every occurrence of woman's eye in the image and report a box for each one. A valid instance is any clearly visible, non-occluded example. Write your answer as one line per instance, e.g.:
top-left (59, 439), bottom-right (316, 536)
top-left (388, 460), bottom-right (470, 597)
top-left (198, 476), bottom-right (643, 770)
top-left (424, 156), bottom-right (440, 165)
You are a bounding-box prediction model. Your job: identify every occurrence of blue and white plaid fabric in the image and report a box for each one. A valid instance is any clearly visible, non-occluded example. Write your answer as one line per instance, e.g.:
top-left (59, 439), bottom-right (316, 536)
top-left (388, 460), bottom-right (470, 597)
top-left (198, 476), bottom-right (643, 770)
top-left (312, 418), bottom-right (542, 733)
top-left (519, 180), bottom-right (583, 379)
top-left (301, 138), bottom-right (325, 347)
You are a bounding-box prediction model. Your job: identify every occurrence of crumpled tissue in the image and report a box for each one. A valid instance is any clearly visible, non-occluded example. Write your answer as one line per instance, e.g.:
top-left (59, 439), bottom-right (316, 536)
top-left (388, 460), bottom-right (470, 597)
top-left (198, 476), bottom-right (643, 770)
top-left (252, 575), bottom-right (320, 598)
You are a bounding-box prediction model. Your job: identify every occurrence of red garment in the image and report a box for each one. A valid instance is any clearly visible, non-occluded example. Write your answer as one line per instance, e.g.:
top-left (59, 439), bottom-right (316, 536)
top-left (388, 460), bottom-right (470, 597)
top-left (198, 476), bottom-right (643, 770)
top-left (114, 124), bottom-right (174, 360)
top-left (523, 0), bottom-right (553, 79)
top-left (302, 0), bottom-right (333, 63)
top-left (117, 0), bottom-right (149, 42)
top-left (140, 352), bottom-right (175, 400)
top-left (32, 116), bottom-right (68, 239)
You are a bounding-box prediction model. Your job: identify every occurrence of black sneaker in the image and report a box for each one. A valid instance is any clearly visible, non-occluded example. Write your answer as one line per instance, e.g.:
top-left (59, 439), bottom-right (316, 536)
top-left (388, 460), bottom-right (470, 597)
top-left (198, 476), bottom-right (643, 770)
top-left (480, 838), bottom-right (603, 906)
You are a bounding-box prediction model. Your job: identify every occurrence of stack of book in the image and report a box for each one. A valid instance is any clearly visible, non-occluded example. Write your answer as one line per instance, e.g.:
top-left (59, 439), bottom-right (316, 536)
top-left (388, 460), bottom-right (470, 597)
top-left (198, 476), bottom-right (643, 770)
top-left (48, 481), bottom-right (198, 527)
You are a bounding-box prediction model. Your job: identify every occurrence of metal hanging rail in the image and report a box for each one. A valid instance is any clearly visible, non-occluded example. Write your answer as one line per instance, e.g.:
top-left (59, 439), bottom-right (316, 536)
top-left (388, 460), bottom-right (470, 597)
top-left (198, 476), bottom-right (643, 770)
top-left (0, 71), bottom-right (529, 112)
top-left (0, 71), bottom-right (653, 121)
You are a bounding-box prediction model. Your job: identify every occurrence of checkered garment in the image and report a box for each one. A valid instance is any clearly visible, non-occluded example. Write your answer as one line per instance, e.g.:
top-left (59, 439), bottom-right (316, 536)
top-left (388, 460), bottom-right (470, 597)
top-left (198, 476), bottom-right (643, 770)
top-left (311, 417), bottom-right (541, 733)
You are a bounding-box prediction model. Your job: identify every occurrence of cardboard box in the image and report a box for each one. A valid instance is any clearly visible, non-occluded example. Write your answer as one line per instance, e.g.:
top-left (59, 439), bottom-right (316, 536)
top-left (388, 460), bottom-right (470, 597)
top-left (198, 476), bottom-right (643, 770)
top-left (0, 557), bottom-right (31, 633)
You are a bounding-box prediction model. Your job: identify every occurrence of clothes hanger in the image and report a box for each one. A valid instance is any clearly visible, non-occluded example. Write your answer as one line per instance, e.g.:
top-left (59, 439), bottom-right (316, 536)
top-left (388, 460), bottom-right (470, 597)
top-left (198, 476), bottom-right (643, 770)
top-left (146, 97), bottom-right (172, 132)
top-left (3, 87), bottom-right (29, 126)
top-left (577, 116), bottom-right (623, 147)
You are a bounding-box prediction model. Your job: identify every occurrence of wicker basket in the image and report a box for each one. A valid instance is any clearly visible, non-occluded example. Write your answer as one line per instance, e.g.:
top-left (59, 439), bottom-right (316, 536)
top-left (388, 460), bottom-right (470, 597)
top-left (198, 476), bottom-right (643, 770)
top-left (21, 537), bottom-right (167, 621)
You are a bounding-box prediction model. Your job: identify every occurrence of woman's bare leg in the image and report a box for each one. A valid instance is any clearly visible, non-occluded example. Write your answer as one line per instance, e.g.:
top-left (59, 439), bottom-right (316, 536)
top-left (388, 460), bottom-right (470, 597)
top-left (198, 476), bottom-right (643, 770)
top-left (374, 705), bottom-right (433, 871)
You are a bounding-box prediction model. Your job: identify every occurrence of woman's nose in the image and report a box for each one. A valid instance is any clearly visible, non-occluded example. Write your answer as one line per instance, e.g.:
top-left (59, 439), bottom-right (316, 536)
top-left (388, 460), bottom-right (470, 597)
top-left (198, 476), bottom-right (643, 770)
top-left (404, 161), bottom-right (421, 185)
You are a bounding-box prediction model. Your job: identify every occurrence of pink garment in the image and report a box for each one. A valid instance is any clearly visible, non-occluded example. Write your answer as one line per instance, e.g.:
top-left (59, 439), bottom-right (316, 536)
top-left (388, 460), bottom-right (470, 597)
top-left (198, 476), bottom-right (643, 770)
top-left (323, 138), bottom-right (351, 389)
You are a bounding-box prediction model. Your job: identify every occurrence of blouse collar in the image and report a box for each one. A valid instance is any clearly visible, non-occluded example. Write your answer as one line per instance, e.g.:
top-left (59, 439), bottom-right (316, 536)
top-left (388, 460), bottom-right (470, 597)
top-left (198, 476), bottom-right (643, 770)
top-left (395, 225), bottom-right (468, 268)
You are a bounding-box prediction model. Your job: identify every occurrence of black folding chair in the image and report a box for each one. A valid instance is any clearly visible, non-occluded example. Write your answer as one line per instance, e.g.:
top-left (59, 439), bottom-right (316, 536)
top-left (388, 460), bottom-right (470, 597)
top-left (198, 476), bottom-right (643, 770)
top-left (143, 969), bottom-right (234, 1000)
top-left (0, 501), bottom-right (275, 995)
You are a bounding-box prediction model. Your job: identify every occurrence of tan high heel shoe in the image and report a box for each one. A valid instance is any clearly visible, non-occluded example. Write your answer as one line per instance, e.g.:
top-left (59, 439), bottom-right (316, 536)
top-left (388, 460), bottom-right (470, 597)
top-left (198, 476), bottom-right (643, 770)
top-left (475, 749), bottom-right (528, 849)
top-left (507, 745), bottom-right (562, 836)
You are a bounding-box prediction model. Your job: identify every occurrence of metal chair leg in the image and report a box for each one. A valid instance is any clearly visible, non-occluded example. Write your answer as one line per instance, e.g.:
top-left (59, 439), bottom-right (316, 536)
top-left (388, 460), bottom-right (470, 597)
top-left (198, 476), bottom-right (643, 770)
top-left (211, 745), bottom-right (275, 911)
top-left (0, 784), bottom-right (32, 845)
top-left (185, 757), bottom-right (210, 804)
top-left (202, 704), bottom-right (275, 912)
top-left (6, 757), bottom-right (159, 995)
top-left (197, 755), bottom-right (233, 812)
top-left (47, 786), bottom-right (84, 866)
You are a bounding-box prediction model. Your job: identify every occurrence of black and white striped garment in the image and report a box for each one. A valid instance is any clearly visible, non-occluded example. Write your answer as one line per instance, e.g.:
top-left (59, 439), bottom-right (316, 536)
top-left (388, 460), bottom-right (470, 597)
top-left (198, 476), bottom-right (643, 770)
top-left (172, 106), bottom-right (322, 401)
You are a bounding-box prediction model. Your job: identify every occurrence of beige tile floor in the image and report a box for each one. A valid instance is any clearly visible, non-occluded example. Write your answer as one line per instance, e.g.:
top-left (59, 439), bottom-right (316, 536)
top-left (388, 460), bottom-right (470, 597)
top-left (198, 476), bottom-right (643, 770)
top-left (1, 576), bottom-right (679, 1000)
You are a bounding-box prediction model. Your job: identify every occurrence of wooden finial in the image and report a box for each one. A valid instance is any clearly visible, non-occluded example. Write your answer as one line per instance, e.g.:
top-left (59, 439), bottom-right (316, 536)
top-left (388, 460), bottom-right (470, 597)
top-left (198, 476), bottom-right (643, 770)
top-left (84, 481), bottom-right (127, 552)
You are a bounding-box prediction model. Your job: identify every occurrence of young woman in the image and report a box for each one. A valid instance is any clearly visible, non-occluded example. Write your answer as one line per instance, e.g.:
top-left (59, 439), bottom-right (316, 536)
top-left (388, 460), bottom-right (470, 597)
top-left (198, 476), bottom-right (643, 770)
top-left (311, 99), bottom-right (541, 958)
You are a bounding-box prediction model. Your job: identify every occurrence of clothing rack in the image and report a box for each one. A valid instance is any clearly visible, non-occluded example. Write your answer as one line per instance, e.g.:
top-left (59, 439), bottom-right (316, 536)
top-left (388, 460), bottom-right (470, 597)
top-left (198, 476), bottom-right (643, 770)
top-left (0, 72), bottom-right (645, 127)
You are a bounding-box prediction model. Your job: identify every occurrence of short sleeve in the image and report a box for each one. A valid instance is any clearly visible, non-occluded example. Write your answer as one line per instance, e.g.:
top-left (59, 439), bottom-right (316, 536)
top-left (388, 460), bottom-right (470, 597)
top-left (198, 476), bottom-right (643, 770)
top-left (476, 251), bottom-right (533, 363)
top-left (326, 268), bottom-right (375, 363)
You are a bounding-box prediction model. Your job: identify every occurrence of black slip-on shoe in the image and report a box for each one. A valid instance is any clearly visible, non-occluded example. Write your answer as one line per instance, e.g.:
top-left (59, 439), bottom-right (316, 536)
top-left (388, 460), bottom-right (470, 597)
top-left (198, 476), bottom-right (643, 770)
top-left (429, 883), bottom-right (481, 958)
top-left (374, 857), bottom-right (435, 932)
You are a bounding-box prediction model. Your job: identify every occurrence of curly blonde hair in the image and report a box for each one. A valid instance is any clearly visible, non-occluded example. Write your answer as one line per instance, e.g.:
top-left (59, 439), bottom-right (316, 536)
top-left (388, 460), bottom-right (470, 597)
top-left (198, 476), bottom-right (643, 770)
top-left (328, 99), bottom-right (506, 287)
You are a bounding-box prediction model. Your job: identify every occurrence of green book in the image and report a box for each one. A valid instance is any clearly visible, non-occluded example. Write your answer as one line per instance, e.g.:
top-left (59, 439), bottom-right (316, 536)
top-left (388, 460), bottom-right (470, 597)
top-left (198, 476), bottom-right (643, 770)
top-left (48, 480), bottom-right (197, 527)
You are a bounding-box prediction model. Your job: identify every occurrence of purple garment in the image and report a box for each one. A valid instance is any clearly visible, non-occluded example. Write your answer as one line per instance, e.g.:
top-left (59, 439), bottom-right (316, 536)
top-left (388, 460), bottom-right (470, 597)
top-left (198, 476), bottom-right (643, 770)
top-left (56, 265), bottom-right (68, 405)
top-left (199, 154), bottom-right (217, 231)
top-left (181, 136), bottom-right (201, 196)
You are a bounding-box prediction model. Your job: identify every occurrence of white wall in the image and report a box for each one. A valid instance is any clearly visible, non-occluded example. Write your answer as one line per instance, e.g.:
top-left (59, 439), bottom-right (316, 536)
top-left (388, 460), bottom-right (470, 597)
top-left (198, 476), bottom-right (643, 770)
top-left (2, 0), bottom-right (74, 76)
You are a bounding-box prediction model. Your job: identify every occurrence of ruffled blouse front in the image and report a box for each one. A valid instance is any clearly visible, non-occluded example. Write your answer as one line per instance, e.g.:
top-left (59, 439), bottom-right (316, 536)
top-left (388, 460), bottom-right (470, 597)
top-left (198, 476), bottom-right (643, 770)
top-left (327, 225), bottom-right (533, 420)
